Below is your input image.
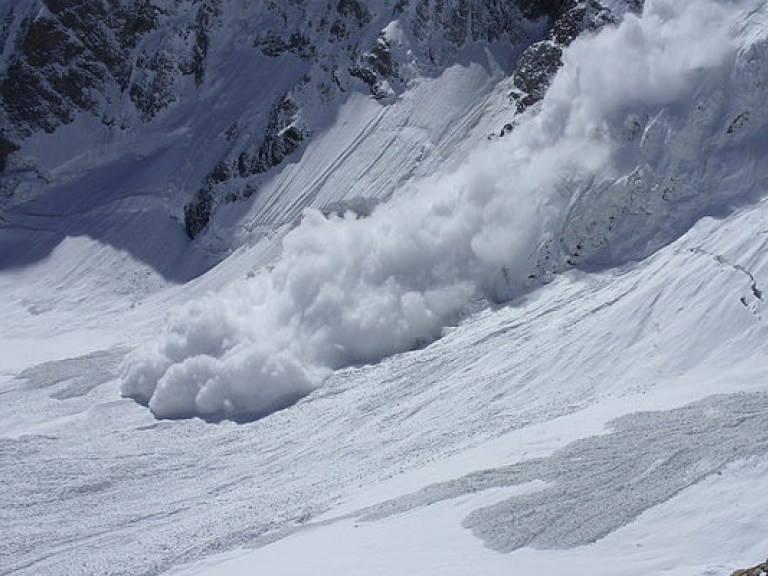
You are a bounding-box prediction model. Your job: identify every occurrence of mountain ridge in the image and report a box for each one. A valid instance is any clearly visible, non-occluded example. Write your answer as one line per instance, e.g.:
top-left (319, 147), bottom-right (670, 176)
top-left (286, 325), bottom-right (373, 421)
top-left (0, 0), bottom-right (640, 241)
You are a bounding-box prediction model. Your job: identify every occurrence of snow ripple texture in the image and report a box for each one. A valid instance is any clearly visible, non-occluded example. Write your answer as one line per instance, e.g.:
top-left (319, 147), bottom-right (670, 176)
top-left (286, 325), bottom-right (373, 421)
top-left (121, 0), bottom-right (768, 420)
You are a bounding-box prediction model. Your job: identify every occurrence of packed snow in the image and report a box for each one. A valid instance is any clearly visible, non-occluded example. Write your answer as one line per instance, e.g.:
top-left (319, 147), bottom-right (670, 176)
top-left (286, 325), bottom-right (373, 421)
top-left (122, 0), bottom-right (767, 420)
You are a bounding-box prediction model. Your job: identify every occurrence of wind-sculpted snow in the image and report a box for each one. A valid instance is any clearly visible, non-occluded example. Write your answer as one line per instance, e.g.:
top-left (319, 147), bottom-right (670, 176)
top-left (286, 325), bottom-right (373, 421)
top-left (121, 0), bottom-right (766, 420)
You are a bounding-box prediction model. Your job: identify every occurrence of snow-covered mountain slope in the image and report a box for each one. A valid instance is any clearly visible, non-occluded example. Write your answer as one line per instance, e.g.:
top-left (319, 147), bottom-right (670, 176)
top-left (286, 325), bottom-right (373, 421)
top-left (1, 0), bottom-right (634, 251)
top-left (120, 0), bottom-right (768, 421)
top-left (2, 0), bottom-right (768, 575)
top-left (4, 178), bottom-right (768, 576)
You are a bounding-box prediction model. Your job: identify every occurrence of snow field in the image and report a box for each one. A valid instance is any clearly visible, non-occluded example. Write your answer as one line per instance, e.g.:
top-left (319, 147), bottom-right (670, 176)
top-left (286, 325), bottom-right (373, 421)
top-left (167, 454), bottom-right (768, 576)
top-left (3, 180), bottom-right (768, 575)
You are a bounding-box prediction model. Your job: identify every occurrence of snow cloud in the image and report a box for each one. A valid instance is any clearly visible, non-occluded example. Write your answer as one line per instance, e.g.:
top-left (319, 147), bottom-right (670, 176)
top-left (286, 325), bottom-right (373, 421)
top-left (121, 0), bottom-right (751, 420)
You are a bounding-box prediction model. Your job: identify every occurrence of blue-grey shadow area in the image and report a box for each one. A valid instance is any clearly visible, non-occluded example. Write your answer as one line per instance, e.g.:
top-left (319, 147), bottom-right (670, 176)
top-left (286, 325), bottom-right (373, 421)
top-left (0, 149), bottom-right (217, 283)
top-left (17, 347), bottom-right (129, 400)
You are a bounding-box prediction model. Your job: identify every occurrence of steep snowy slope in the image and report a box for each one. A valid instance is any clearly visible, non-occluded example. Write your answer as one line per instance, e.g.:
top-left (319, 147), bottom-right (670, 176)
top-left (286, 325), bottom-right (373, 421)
top-left (2, 0), bottom-right (614, 330)
top-left (121, 0), bottom-right (768, 421)
top-left (1, 0), bottom-right (768, 575)
top-left (1, 0), bottom-right (631, 252)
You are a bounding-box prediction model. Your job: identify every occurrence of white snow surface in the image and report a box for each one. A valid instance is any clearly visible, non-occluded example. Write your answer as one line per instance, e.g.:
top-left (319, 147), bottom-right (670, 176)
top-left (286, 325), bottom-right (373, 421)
top-left (2, 1), bottom-right (768, 575)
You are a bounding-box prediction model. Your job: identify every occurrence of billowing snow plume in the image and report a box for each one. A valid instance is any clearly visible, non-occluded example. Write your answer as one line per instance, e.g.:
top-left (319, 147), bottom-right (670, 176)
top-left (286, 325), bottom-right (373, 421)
top-left (122, 0), bottom-right (764, 420)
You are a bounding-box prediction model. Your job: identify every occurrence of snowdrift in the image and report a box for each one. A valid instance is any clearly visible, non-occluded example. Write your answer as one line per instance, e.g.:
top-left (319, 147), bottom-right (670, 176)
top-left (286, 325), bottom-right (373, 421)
top-left (122, 0), bottom-right (768, 420)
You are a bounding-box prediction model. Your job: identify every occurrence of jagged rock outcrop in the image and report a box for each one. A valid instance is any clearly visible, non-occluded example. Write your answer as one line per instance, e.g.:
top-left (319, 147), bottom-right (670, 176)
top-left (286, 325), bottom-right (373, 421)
top-left (507, 0), bottom-right (640, 122)
top-left (0, 0), bottom-right (222, 136)
top-left (240, 95), bottom-right (309, 177)
top-left (509, 41), bottom-right (563, 114)
top-left (2, 1), bottom-right (150, 134)
top-left (0, 134), bottom-right (18, 172)
top-left (732, 559), bottom-right (768, 576)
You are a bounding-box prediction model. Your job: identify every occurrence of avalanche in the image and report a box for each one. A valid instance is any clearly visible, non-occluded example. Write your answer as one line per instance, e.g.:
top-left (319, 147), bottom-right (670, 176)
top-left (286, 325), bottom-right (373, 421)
top-left (122, 0), bottom-right (767, 421)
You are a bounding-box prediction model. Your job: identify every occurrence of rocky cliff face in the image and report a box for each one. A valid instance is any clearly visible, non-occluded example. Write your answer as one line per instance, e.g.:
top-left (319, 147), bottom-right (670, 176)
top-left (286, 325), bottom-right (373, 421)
top-left (0, 0), bottom-right (214, 135)
top-left (0, 0), bottom-right (641, 239)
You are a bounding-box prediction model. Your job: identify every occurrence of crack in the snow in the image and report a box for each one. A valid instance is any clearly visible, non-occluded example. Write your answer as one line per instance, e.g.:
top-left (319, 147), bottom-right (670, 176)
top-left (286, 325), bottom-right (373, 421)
top-left (690, 247), bottom-right (763, 302)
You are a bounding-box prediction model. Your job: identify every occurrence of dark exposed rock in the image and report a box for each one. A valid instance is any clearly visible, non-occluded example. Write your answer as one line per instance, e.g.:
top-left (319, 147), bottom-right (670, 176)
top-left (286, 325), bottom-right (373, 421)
top-left (336, 0), bottom-right (370, 24)
top-left (21, 16), bottom-right (82, 67)
top-left (184, 95), bottom-right (308, 238)
top-left (445, 1), bottom-right (471, 46)
top-left (551, 0), bottom-right (616, 45)
top-left (256, 31), bottom-right (316, 59)
top-left (0, 8), bottom-right (14, 54)
top-left (0, 0), bottom-right (225, 134)
top-left (184, 186), bottom-right (214, 239)
top-left (727, 110), bottom-right (750, 135)
top-left (508, 0), bottom-right (641, 117)
top-left (242, 182), bottom-right (259, 199)
top-left (329, 0), bottom-right (370, 40)
top-left (0, 0), bottom-right (604, 142)
top-left (1, 59), bottom-right (74, 134)
top-left (129, 1), bottom-right (223, 119)
top-left (517, 0), bottom-right (565, 20)
top-left (116, 0), bottom-right (161, 50)
top-left (0, 134), bottom-right (20, 172)
top-left (731, 559), bottom-right (768, 576)
top-left (1, 2), bottom-right (135, 134)
top-left (207, 160), bottom-right (234, 185)
top-left (349, 65), bottom-right (379, 89)
top-left (349, 33), bottom-right (401, 98)
top-left (366, 36), bottom-right (398, 80)
top-left (190, 1), bottom-right (222, 85)
top-left (129, 51), bottom-right (179, 121)
top-left (511, 41), bottom-right (562, 113)
top-left (245, 95), bottom-right (308, 176)
top-left (183, 176), bottom-right (262, 238)
top-left (406, 0), bottom-right (541, 58)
